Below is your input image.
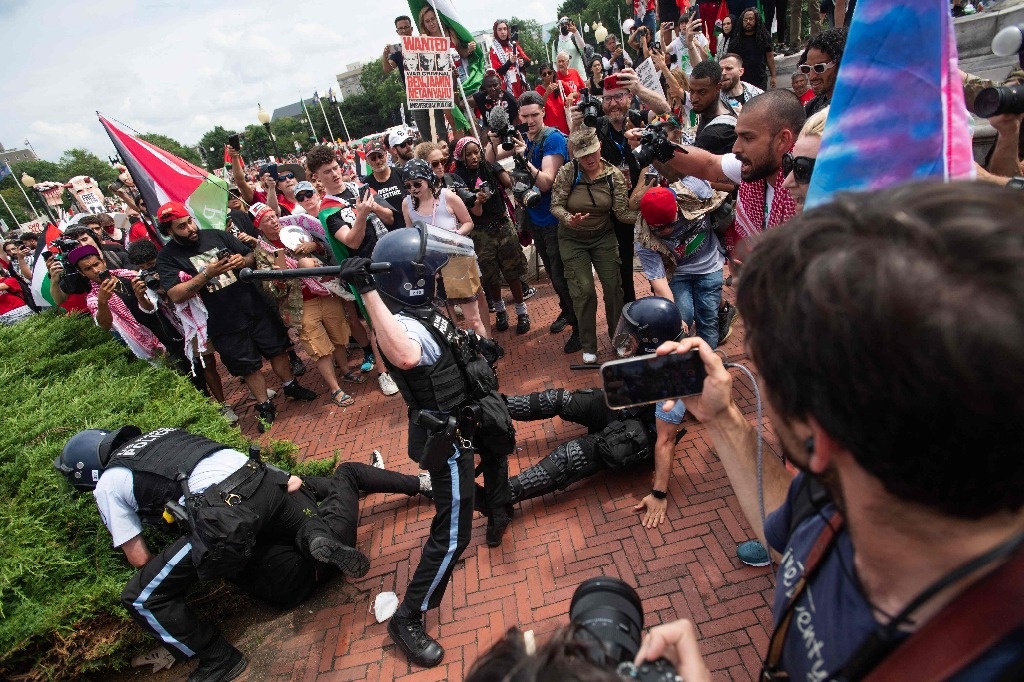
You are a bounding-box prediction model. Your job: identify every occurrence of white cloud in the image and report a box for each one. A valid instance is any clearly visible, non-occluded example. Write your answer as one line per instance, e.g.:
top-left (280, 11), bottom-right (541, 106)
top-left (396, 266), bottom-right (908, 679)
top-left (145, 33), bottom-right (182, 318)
top-left (0, 0), bottom-right (554, 164)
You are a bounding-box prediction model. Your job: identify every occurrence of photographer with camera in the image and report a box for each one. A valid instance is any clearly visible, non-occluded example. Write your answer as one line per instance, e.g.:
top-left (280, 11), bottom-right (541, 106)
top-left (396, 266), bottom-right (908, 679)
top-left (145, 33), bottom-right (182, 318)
top-left (570, 71), bottom-right (670, 304)
top-left (642, 181), bottom-right (1024, 679)
top-left (486, 90), bottom-right (580, 350)
top-left (661, 12), bottom-right (711, 77)
top-left (555, 17), bottom-right (587, 76)
top-left (472, 72), bottom-right (520, 135)
top-left (3, 237), bottom-right (38, 309)
top-left (602, 34), bottom-right (634, 75)
top-left (963, 67), bottom-right (1024, 180)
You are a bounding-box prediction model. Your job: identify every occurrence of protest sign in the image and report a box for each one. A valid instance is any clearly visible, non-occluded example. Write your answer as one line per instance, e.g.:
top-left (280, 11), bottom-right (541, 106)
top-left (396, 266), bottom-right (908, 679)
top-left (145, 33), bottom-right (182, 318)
top-left (634, 57), bottom-right (666, 102)
top-left (402, 35), bottom-right (455, 110)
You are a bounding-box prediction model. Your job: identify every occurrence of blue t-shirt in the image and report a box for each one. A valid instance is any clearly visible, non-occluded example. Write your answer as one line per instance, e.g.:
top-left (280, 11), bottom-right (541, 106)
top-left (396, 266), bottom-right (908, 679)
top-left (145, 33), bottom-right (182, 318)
top-left (765, 474), bottom-right (1022, 680)
top-left (525, 128), bottom-right (567, 228)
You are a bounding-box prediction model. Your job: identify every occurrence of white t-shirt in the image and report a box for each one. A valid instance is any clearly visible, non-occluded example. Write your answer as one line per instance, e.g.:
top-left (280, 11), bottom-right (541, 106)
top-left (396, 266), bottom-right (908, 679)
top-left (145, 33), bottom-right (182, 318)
top-left (665, 34), bottom-right (710, 76)
top-left (93, 448), bottom-right (249, 548)
top-left (719, 153), bottom-right (774, 207)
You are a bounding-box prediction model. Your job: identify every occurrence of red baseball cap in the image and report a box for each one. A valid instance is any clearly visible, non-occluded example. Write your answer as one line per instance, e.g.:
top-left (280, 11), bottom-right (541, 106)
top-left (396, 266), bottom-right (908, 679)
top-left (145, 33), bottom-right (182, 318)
top-left (639, 186), bottom-right (678, 226)
top-left (156, 201), bottom-right (190, 224)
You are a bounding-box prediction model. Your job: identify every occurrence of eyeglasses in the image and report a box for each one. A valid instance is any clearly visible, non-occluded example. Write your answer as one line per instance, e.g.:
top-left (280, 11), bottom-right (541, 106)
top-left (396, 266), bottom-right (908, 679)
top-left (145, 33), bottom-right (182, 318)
top-left (277, 172), bottom-right (295, 181)
top-left (404, 180), bottom-right (426, 190)
top-left (798, 61), bottom-right (835, 75)
top-left (295, 191), bottom-right (315, 201)
top-left (782, 153), bottom-right (816, 184)
top-left (606, 92), bottom-right (630, 101)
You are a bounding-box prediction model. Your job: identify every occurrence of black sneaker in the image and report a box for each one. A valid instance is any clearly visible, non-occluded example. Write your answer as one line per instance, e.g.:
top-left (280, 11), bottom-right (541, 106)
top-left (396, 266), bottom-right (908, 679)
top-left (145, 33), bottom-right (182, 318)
top-left (486, 506), bottom-right (514, 547)
top-left (189, 638), bottom-right (247, 682)
top-left (549, 315), bottom-right (569, 334)
top-left (308, 534), bottom-right (371, 577)
top-left (516, 313), bottom-right (531, 335)
top-left (563, 329), bottom-right (582, 354)
top-left (494, 310), bottom-right (509, 331)
top-left (487, 298), bottom-right (496, 313)
top-left (388, 615), bottom-right (444, 667)
top-left (283, 380), bottom-right (316, 401)
top-left (254, 400), bottom-right (275, 433)
top-left (522, 285), bottom-right (537, 300)
top-left (718, 302), bottom-right (739, 344)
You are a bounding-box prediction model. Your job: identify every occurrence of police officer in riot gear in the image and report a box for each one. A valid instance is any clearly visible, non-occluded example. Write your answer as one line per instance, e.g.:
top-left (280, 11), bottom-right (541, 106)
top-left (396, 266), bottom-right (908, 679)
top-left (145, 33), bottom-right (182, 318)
top-left (337, 222), bottom-right (516, 668)
top-left (502, 297), bottom-right (689, 528)
top-left (55, 426), bottom-right (426, 682)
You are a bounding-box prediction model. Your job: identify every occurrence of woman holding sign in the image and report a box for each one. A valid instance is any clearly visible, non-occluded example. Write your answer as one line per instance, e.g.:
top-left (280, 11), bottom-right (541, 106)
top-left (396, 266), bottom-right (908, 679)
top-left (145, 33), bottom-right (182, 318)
top-left (415, 3), bottom-right (485, 140)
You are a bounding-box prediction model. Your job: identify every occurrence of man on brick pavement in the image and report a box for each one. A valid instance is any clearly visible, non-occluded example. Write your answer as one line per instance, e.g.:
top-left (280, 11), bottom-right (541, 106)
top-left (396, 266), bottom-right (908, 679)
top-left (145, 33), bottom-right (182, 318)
top-left (336, 224), bottom-right (515, 668)
top-left (632, 181), bottom-right (1024, 680)
top-left (55, 426), bottom-right (430, 682)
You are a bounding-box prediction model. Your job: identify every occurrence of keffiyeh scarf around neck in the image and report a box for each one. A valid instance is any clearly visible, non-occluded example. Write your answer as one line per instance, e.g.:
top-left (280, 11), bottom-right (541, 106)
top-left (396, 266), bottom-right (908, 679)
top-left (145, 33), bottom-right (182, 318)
top-left (86, 269), bottom-right (165, 360)
top-left (726, 166), bottom-right (796, 255)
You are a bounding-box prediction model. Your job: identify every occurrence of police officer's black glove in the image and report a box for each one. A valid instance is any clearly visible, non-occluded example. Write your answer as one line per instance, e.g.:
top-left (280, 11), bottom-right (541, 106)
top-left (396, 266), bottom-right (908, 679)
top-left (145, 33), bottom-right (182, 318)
top-left (338, 257), bottom-right (376, 294)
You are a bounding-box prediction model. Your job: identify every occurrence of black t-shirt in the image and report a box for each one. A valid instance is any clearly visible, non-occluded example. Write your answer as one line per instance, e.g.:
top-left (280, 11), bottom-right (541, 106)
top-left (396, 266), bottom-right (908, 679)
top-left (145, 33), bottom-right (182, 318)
top-left (695, 116), bottom-right (738, 156)
top-left (156, 229), bottom-right (266, 335)
top-left (731, 35), bottom-right (769, 91)
top-left (364, 168), bottom-right (408, 230)
top-left (454, 162), bottom-right (509, 224)
top-left (597, 116), bottom-right (641, 188)
top-left (229, 209), bottom-right (257, 238)
top-left (472, 90), bottom-right (520, 130)
top-left (325, 201), bottom-right (378, 260)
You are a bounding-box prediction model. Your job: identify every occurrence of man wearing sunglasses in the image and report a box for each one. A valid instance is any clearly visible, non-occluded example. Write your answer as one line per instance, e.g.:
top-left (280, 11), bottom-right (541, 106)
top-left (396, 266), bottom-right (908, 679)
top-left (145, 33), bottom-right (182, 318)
top-left (798, 28), bottom-right (846, 118)
top-left (388, 130), bottom-right (416, 163)
top-left (363, 139), bottom-right (409, 231)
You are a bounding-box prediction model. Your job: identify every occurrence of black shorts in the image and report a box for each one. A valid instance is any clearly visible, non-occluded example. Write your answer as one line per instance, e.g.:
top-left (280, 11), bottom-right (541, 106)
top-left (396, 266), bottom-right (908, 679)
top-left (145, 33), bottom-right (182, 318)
top-left (212, 313), bottom-right (292, 377)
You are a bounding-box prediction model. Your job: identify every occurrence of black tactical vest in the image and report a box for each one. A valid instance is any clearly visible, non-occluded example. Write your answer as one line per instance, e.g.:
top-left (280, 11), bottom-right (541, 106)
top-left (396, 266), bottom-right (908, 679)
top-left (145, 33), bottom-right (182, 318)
top-left (381, 306), bottom-right (468, 413)
top-left (106, 427), bottom-right (226, 524)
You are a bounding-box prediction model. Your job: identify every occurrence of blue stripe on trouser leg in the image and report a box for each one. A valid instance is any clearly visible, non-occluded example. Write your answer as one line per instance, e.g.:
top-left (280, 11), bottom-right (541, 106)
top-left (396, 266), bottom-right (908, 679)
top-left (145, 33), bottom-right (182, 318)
top-left (421, 445), bottom-right (463, 611)
top-left (132, 542), bottom-right (197, 657)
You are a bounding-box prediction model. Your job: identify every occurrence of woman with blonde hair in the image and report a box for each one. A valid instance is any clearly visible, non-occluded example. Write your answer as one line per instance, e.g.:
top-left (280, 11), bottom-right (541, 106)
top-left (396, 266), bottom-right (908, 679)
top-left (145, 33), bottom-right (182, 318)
top-left (782, 106), bottom-right (829, 213)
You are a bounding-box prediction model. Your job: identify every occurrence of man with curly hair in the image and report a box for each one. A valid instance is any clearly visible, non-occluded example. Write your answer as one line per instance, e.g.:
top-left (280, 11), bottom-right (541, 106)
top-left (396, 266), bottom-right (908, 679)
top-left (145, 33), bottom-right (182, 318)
top-left (798, 27), bottom-right (847, 118)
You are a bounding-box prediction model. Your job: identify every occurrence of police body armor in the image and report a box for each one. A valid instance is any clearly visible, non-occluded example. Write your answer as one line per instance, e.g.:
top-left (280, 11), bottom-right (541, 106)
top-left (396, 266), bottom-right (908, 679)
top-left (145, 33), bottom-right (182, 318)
top-left (105, 427), bottom-right (225, 525)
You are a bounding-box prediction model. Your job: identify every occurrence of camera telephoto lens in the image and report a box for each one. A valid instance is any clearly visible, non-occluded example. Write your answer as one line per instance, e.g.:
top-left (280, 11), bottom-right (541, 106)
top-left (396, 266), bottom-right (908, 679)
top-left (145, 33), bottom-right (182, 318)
top-left (569, 576), bottom-right (645, 667)
top-left (975, 85), bottom-right (1024, 118)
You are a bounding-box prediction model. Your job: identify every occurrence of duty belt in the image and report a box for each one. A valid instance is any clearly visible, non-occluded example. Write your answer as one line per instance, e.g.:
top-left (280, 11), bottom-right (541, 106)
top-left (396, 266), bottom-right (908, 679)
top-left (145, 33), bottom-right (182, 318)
top-left (208, 460), bottom-right (266, 506)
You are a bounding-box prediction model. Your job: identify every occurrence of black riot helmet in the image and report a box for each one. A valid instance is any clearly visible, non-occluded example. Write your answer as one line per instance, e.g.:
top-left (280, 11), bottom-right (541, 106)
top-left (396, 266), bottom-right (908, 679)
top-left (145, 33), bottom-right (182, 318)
top-left (371, 222), bottom-right (476, 307)
top-left (612, 296), bottom-right (684, 356)
top-left (54, 425), bottom-right (142, 492)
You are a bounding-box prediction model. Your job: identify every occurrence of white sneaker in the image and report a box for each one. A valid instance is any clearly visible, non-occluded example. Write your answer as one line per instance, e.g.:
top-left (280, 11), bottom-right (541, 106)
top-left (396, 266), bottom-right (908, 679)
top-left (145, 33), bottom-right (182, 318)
top-left (220, 404), bottom-right (239, 424)
top-left (370, 449), bottom-right (385, 469)
top-left (247, 388), bottom-right (277, 401)
top-left (378, 373), bottom-right (399, 396)
top-left (582, 352), bottom-right (598, 364)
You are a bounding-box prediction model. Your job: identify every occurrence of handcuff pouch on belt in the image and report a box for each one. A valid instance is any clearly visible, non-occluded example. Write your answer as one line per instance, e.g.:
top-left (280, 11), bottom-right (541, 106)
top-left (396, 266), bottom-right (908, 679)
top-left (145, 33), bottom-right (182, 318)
top-left (178, 460), bottom-right (267, 580)
top-left (413, 406), bottom-right (481, 470)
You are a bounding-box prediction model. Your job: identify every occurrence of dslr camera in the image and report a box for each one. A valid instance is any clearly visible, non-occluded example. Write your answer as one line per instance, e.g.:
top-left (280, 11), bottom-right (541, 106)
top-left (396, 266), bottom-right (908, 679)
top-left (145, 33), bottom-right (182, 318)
top-left (510, 156), bottom-right (542, 209)
top-left (453, 184), bottom-right (479, 209)
top-left (975, 84), bottom-right (1024, 118)
top-left (568, 577), bottom-right (680, 681)
top-left (138, 268), bottom-right (161, 291)
top-left (579, 88), bottom-right (602, 128)
top-left (632, 122), bottom-right (681, 167)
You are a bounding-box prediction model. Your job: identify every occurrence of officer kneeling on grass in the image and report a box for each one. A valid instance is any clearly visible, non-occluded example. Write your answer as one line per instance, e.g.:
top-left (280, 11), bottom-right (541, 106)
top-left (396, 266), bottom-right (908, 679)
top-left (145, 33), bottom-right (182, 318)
top-left (336, 222), bottom-right (516, 668)
top-left (55, 426), bottom-right (430, 682)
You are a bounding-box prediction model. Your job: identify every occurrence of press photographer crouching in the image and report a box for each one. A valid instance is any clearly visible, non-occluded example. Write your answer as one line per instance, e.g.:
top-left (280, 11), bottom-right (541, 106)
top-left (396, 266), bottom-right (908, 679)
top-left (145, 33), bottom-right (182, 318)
top-left (643, 181), bottom-right (1024, 679)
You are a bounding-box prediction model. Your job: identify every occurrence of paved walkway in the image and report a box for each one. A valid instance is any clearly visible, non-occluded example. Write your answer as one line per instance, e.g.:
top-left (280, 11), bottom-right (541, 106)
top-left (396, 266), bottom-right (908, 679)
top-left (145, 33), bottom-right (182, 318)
top-left (132, 271), bottom-right (778, 681)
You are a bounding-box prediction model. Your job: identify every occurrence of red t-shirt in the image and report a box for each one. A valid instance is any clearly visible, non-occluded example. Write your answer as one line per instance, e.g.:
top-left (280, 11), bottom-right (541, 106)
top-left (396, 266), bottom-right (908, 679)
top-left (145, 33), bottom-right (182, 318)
top-left (798, 89), bottom-right (815, 105)
top-left (253, 191), bottom-right (296, 215)
top-left (536, 84), bottom-right (570, 134)
top-left (556, 69), bottom-right (586, 99)
top-left (0, 277), bottom-right (26, 315)
top-left (128, 220), bottom-right (162, 250)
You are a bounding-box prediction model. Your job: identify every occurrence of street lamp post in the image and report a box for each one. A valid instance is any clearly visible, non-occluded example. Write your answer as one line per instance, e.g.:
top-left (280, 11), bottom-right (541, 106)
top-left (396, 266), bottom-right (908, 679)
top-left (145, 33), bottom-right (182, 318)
top-left (258, 104), bottom-right (280, 160)
top-left (21, 173), bottom-right (58, 225)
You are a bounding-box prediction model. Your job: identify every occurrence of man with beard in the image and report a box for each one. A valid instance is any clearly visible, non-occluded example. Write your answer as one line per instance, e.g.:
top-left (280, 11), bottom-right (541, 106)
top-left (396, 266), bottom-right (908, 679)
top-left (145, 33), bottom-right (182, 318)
top-left (155, 202), bottom-right (315, 431)
top-left (687, 60), bottom-right (739, 157)
top-left (798, 27), bottom-right (846, 118)
top-left (644, 89), bottom-right (804, 271)
top-left (726, 8), bottom-right (776, 91)
top-left (719, 54), bottom-right (764, 113)
top-left (389, 130), bottom-right (416, 164)
top-left (363, 139), bottom-right (409, 230)
top-left (634, 181), bottom-right (1024, 680)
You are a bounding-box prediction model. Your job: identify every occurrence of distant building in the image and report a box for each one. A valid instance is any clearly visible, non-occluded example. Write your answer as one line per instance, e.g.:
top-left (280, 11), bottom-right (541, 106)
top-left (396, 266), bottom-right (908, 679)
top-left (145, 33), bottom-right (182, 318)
top-left (271, 98), bottom-right (317, 123)
top-left (0, 142), bottom-right (37, 166)
top-left (336, 62), bottom-right (366, 100)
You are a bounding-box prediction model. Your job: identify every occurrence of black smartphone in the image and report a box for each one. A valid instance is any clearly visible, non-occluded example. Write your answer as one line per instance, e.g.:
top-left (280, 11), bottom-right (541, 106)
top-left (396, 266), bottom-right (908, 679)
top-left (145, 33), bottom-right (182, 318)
top-left (359, 185), bottom-right (371, 201)
top-left (601, 350), bottom-right (706, 409)
top-left (228, 134), bottom-right (241, 151)
top-left (215, 248), bottom-right (231, 261)
top-left (644, 170), bottom-right (659, 185)
top-left (97, 270), bottom-right (112, 283)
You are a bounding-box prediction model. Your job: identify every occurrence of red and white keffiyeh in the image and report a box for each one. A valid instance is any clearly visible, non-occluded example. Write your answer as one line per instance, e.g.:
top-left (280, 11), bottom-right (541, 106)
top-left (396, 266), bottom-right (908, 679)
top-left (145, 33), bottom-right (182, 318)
top-left (726, 167), bottom-right (797, 256)
top-left (86, 269), bottom-right (165, 360)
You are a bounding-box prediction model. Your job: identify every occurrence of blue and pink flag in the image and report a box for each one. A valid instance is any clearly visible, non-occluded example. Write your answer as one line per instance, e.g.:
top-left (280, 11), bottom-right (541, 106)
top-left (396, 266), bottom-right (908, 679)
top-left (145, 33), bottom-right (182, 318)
top-left (805, 0), bottom-right (974, 209)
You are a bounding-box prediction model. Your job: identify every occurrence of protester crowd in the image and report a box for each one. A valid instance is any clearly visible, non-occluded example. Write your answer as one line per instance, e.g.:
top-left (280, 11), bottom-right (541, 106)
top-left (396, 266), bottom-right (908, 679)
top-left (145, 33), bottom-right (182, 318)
top-left (17, 0), bottom-right (1024, 679)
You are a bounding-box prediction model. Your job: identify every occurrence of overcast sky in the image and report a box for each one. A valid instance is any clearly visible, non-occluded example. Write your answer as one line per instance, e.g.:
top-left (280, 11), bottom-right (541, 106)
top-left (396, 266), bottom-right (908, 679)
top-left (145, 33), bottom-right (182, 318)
top-left (0, 0), bottom-right (554, 163)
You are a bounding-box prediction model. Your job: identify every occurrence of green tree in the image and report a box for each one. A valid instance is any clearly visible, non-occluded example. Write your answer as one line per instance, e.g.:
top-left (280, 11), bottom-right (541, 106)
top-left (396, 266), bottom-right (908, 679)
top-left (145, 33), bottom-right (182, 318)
top-left (197, 125), bottom-right (237, 170)
top-left (138, 133), bottom-right (204, 167)
top-left (554, 0), bottom-right (634, 58)
top-left (57, 148), bottom-right (119, 187)
top-left (0, 158), bottom-right (62, 221)
top-left (510, 17), bottom-right (549, 79)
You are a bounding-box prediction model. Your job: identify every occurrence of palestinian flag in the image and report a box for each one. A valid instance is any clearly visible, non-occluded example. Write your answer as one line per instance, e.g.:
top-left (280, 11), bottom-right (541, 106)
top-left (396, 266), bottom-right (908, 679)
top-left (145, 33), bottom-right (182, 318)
top-left (29, 222), bottom-right (61, 309)
top-left (99, 115), bottom-right (229, 231)
top-left (805, 0), bottom-right (973, 209)
top-left (318, 195), bottom-right (370, 318)
top-left (407, 0), bottom-right (485, 132)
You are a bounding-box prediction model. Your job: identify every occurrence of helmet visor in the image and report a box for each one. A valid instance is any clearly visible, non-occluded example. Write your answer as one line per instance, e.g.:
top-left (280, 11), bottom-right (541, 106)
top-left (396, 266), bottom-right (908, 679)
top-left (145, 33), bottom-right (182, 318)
top-left (422, 223), bottom-right (476, 271)
top-left (612, 314), bottom-right (640, 357)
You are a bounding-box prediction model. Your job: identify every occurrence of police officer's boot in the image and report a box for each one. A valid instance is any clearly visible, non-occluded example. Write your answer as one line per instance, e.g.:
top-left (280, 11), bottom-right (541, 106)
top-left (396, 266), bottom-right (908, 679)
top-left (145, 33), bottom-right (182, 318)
top-left (388, 608), bottom-right (444, 667)
top-left (188, 636), bottom-right (247, 682)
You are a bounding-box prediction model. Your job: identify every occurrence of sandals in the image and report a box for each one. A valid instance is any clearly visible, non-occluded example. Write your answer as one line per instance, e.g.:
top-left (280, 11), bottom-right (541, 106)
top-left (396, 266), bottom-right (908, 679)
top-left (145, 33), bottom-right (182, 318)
top-left (341, 370), bottom-right (368, 384)
top-left (331, 389), bottom-right (355, 407)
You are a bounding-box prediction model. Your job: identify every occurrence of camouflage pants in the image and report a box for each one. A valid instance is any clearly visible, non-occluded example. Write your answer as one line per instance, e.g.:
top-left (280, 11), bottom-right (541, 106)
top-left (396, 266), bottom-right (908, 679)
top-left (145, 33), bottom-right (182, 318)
top-left (471, 217), bottom-right (527, 288)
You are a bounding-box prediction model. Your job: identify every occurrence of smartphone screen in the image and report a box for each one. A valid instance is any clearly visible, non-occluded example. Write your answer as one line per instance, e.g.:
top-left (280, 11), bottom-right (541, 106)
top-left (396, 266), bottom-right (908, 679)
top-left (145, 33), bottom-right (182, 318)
top-left (228, 134), bottom-right (241, 151)
top-left (601, 351), bottom-right (706, 409)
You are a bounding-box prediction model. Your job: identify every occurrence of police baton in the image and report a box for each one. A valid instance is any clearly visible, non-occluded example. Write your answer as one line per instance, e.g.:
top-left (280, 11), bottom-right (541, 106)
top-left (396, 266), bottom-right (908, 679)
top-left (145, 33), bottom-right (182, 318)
top-left (238, 263), bottom-right (392, 281)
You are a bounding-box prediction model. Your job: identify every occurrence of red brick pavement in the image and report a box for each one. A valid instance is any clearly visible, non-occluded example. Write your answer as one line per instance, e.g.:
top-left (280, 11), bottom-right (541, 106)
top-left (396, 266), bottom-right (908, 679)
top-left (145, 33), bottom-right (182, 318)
top-left (140, 271), bottom-right (779, 681)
